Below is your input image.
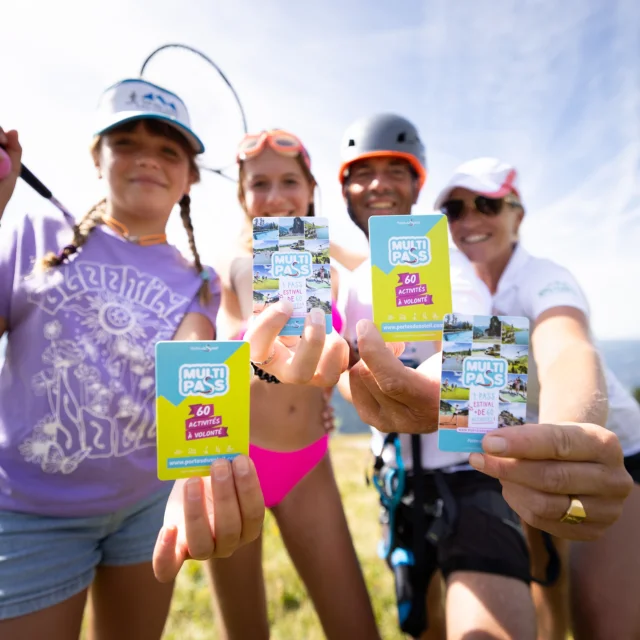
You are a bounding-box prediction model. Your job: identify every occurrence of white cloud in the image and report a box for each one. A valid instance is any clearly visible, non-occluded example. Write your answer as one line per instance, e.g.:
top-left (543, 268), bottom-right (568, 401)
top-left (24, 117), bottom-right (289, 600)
top-left (2, 0), bottom-right (638, 339)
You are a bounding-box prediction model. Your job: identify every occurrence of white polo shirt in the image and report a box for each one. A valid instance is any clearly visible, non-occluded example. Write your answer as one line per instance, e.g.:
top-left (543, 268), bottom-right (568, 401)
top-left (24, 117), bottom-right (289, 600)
top-left (486, 244), bottom-right (640, 456)
top-left (338, 251), bottom-right (491, 470)
top-left (339, 243), bottom-right (640, 470)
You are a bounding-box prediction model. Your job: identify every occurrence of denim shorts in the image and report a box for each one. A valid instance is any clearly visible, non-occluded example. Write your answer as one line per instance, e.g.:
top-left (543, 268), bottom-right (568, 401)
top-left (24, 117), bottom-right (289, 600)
top-left (0, 483), bottom-right (173, 620)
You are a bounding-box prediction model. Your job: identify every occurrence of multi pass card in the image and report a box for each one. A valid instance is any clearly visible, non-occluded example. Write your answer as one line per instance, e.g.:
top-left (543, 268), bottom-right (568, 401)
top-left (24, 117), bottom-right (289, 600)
top-left (438, 313), bottom-right (530, 453)
top-left (252, 216), bottom-right (332, 336)
top-left (155, 341), bottom-right (250, 480)
top-left (368, 214), bottom-right (452, 342)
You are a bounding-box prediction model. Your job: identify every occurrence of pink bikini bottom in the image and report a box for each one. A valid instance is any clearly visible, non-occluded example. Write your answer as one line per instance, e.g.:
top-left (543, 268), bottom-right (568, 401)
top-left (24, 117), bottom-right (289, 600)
top-left (249, 434), bottom-right (329, 509)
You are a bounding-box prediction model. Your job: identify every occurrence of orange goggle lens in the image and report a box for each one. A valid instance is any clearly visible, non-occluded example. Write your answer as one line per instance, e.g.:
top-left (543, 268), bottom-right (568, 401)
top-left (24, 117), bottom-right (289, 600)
top-left (237, 130), bottom-right (310, 168)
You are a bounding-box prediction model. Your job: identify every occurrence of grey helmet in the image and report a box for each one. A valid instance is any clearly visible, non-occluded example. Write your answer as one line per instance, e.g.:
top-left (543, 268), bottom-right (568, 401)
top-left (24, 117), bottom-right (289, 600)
top-left (338, 113), bottom-right (427, 188)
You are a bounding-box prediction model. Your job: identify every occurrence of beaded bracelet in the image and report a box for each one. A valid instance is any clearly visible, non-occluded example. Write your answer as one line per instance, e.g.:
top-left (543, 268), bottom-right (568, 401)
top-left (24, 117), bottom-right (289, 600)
top-left (251, 363), bottom-right (281, 384)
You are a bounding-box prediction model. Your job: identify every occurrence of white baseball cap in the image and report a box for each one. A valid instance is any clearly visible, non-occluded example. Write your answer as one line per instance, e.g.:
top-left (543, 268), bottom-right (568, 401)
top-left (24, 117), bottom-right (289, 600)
top-left (95, 79), bottom-right (205, 154)
top-left (434, 157), bottom-right (520, 210)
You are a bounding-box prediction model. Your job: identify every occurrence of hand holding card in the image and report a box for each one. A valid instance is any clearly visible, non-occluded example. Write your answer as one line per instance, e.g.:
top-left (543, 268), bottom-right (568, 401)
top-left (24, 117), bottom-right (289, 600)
top-left (368, 214), bottom-right (452, 342)
top-left (153, 455), bottom-right (265, 581)
top-left (252, 216), bottom-right (332, 336)
top-left (438, 313), bottom-right (530, 453)
top-left (246, 299), bottom-right (349, 388)
top-left (156, 341), bottom-right (251, 480)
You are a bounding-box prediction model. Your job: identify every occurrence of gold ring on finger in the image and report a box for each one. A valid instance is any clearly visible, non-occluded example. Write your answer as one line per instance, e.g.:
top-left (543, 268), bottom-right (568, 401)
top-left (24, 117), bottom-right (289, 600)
top-left (560, 495), bottom-right (586, 524)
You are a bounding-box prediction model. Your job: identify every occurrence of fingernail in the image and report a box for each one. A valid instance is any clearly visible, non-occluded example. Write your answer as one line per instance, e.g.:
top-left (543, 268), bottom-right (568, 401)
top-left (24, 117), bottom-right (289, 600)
top-left (186, 478), bottom-right (202, 500)
top-left (355, 319), bottom-right (369, 339)
top-left (161, 525), bottom-right (177, 543)
top-left (275, 299), bottom-right (294, 314)
top-left (213, 459), bottom-right (230, 480)
top-left (234, 455), bottom-right (250, 477)
top-left (483, 435), bottom-right (507, 454)
top-left (309, 307), bottom-right (325, 326)
top-left (469, 453), bottom-right (485, 470)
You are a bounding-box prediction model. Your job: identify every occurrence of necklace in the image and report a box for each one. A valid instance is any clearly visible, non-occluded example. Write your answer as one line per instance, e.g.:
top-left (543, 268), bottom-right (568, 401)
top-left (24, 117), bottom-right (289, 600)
top-left (102, 216), bottom-right (167, 246)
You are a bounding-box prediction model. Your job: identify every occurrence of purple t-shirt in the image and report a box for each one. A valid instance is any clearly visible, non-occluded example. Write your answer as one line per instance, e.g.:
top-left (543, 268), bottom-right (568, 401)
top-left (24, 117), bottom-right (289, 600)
top-left (0, 211), bottom-right (221, 517)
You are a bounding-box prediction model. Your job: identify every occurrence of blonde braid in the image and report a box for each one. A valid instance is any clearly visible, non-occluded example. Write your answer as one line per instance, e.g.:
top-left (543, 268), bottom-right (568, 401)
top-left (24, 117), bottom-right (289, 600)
top-left (179, 195), bottom-right (212, 306)
top-left (37, 199), bottom-right (106, 272)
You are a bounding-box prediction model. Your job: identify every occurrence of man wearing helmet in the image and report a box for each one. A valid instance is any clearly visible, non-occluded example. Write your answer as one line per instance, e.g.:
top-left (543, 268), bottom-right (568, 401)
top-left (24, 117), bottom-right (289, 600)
top-left (335, 114), bottom-right (543, 640)
top-left (338, 113), bottom-right (426, 230)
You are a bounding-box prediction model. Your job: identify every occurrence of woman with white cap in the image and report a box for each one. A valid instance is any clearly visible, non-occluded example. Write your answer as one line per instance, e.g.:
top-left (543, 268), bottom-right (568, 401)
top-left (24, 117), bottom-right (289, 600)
top-left (0, 80), bottom-right (345, 639)
top-left (433, 157), bottom-right (640, 640)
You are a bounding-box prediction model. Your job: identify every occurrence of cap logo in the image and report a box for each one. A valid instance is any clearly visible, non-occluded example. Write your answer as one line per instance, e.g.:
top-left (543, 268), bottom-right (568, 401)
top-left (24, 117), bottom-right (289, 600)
top-left (124, 90), bottom-right (178, 116)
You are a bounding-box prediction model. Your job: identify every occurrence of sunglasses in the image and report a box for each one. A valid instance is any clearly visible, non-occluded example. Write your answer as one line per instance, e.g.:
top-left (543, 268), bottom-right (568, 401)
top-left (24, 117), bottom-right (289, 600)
top-left (236, 129), bottom-right (311, 169)
top-left (440, 195), bottom-right (520, 223)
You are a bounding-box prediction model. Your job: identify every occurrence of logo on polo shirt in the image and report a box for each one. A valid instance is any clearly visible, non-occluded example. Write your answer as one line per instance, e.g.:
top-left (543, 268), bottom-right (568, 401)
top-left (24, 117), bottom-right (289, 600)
top-left (538, 280), bottom-right (577, 298)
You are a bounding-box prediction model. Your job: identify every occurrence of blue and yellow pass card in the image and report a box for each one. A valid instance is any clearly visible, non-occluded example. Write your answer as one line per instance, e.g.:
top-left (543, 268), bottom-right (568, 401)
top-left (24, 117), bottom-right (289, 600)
top-left (155, 341), bottom-right (250, 480)
top-left (438, 313), bottom-right (530, 453)
top-left (368, 214), bottom-right (452, 342)
top-left (252, 216), bottom-right (332, 336)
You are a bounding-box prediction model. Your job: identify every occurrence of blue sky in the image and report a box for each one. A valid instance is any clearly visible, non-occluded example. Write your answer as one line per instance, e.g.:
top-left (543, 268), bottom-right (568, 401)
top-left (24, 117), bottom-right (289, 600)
top-left (2, 0), bottom-right (638, 338)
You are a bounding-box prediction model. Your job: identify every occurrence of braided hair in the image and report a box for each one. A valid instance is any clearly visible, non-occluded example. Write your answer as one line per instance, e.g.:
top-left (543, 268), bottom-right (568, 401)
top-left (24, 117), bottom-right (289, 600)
top-left (37, 198), bottom-right (106, 271)
top-left (179, 194), bottom-right (211, 306)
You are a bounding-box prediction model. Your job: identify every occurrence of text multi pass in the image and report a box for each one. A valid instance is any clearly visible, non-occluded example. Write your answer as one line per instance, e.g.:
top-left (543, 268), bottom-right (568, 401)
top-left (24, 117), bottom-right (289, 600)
top-left (368, 215), bottom-right (452, 342)
top-left (438, 313), bottom-right (530, 453)
top-left (252, 216), bottom-right (332, 336)
top-left (179, 364), bottom-right (229, 396)
top-left (155, 341), bottom-right (250, 480)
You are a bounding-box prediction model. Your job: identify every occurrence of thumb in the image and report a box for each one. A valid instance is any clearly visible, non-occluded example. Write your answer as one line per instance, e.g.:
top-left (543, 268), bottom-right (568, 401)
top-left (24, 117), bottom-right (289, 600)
top-left (416, 350), bottom-right (443, 384)
top-left (152, 525), bottom-right (185, 583)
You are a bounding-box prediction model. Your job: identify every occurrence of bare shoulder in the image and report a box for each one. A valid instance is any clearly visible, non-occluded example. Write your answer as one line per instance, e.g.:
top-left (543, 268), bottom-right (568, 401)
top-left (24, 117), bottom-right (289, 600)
top-left (175, 311), bottom-right (215, 341)
top-left (230, 254), bottom-right (252, 278)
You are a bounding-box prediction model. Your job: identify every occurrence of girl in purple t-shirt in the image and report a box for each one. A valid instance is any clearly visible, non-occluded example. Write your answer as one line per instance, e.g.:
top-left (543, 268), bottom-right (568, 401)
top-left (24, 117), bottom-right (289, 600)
top-left (0, 79), bottom-right (266, 638)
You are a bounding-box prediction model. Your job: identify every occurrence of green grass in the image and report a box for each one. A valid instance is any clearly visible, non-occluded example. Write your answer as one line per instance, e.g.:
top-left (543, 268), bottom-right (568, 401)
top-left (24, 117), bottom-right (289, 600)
top-left (79, 434), bottom-right (576, 639)
top-left (440, 387), bottom-right (470, 400)
top-left (311, 250), bottom-right (330, 264)
top-left (162, 435), bottom-right (404, 639)
top-left (82, 436), bottom-right (405, 639)
top-left (508, 356), bottom-right (529, 373)
top-left (254, 278), bottom-right (280, 290)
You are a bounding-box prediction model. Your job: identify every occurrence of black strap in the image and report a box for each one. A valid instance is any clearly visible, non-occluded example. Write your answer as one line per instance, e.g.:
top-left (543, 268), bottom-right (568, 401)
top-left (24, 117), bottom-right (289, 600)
top-left (403, 434), bottom-right (428, 636)
top-left (430, 470), bottom-right (458, 542)
top-left (251, 363), bottom-right (281, 384)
